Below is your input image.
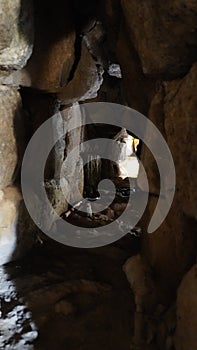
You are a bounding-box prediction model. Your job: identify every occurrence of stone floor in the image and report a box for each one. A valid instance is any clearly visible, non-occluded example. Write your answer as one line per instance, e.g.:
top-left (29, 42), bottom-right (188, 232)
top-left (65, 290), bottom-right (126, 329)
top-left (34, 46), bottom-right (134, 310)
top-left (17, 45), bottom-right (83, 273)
top-left (0, 235), bottom-right (140, 350)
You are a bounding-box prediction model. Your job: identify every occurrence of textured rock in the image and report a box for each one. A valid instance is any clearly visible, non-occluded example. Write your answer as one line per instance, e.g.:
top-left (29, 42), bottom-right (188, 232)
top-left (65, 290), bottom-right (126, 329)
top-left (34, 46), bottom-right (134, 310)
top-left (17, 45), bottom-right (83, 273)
top-left (0, 0), bottom-right (33, 71)
top-left (1, 1), bottom-right (75, 91)
top-left (83, 21), bottom-right (107, 67)
top-left (164, 63), bottom-right (197, 219)
top-left (121, 0), bottom-right (197, 77)
top-left (57, 41), bottom-right (104, 104)
top-left (123, 254), bottom-right (157, 311)
top-left (0, 1), bottom-right (13, 51)
top-left (140, 194), bottom-right (197, 295)
top-left (0, 86), bottom-right (21, 189)
top-left (60, 105), bottom-right (84, 205)
top-left (175, 264), bottom-right (197, 350)
top-left (123, 254), bottom-right (161, 346)
top-left (138, 63), bottom-right (197, 216)
top-left (0, 187), bottom-right (36, 266)
top-left (137, 65), bottom-right (197, 291)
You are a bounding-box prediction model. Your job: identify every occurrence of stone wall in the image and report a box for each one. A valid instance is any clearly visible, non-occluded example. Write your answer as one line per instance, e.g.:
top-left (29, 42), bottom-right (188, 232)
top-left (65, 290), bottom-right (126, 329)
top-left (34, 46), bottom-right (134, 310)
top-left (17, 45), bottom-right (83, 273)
top-left (117, 0), bottom-right (197, 287)
top-left (0, 1), bottom-right (196, 349)
top-left (116, 1), bottom-right (197, 349)
top-left (0, 1), bottom-right (35, 265)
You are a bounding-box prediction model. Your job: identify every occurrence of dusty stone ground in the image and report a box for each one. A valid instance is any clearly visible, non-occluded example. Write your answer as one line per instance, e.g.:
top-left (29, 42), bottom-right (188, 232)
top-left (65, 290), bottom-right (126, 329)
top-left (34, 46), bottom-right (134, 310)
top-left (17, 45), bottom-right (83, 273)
top-left (0, 235), bottom-right (143, 350)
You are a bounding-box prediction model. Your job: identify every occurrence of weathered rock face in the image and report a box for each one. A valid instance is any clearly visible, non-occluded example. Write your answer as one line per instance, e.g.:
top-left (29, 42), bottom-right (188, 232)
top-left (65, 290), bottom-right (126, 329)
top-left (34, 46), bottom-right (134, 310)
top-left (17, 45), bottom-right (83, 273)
top-left (0, 86), bottom-right (21, 189)
top-left (123, 254), bottom-right (158, 312)
top-left (0, 0), bottom-right (13, 51)
top-left (123, 254), bottom-right (174, 347)
top-left (57, 41), bottom-right (104, 104)
top-left (0, 0), bottom-right (33, 71)
top-left (137, 63), bottom-right (197, 291)
top-left (164, 63), bottom-right (197, 219)
top-left (121, 0), bottom-right (197, 78)
top-left (175, 264), bottom-right (197, 350)
top-left (1, 1), bottom-right (75, 90)
top-left (0, 187), bottom-right (36, 265)
top-left (45, 105), bottom-right (84, 213)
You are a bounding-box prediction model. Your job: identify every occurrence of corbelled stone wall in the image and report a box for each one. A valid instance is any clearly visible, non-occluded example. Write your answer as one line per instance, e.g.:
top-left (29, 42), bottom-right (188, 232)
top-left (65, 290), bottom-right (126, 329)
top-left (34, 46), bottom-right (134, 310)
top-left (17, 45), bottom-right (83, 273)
top-left (115, 2), bottom-right (197, 348)
top-left (0, 1), bottom-right (196, 349)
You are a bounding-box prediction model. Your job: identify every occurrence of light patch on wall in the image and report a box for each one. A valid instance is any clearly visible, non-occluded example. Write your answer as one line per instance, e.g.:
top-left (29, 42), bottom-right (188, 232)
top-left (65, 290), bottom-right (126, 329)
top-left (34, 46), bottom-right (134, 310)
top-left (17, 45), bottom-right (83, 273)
top-left (0, 266), bottom-right (38, 349)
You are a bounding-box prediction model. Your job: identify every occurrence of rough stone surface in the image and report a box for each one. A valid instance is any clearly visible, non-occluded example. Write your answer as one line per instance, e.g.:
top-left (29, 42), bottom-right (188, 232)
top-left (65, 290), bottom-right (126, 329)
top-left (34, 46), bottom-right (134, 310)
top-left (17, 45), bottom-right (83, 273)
top-left (140, 194), bottom-right (197, 295)
top-left (83, 21), bottom-right (107, 67)
top-left (0, 0), bottom-right (13, 51)
top-left (60, 105), bottom-right (84, 204)
top-left (1, 2), bottom-right (75, 90)
top-left (123, 254), bottom-right (168, 347)
top-left (121, 0), bottom-right (197, 78)
top-left (57, 41), bottom-right (104, 104)
top-left (164, 63), bottom-right (197, 219)
top-left (139, 62), bottom-right (197, 210)
top-left (138, 64), bottom-right (197, 290)
top-left (0, 86), bottom-right (21, 189)
top-left (0, 0), bottom-right (33, 71)
top-left (175, 264), bottom-right (197, 350)
top-left (123, 254), bottom-right (158, 312)
top-left (0, 186), bottom-right (36, 266)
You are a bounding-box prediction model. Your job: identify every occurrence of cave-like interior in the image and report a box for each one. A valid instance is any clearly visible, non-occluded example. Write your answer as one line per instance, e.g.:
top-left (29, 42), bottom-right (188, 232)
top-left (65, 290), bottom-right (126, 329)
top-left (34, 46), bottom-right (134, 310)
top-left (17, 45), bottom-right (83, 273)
top-left (0, 1), bottom-right (197, 350)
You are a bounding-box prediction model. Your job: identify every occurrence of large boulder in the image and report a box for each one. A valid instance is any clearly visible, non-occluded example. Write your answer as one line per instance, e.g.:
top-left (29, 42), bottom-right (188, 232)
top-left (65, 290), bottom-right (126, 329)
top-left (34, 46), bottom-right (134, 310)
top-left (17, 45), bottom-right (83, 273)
top-left (137, 64), bottom-right (197, 292)
top-left (175, 264), bottom-right (197, 350)
top-left (1, 1), bottom-right (75, 91)
top-left (0, 0), bottom-right (33, 71)
top-left (138, 63), bottom-right (197, 218)
top-left (121, 0), bottom-right (197, 78)
top-left (57, 41), bottom-right (104, 104)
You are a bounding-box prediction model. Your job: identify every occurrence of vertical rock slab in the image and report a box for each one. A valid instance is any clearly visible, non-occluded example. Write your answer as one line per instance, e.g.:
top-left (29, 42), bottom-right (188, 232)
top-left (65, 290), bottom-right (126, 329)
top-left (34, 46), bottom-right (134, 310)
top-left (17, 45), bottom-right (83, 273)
top-left (121, 0), bottom-right (197, 77)
top-left (164, 63), bottom-right (197, 219)
top-left (60, 104), bottom-right (84, 205)
top-left (0, 86), bottom-right (22, 189)
top-left (138, 64), bottom-right (197, 292)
